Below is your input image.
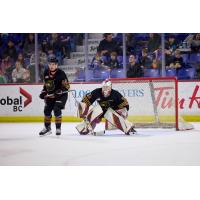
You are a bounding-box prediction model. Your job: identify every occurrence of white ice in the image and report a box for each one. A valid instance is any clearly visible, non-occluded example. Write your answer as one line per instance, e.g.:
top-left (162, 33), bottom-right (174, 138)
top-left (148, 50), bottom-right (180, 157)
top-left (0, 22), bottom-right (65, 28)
top-left (0, 122), bottom-right (200, 166)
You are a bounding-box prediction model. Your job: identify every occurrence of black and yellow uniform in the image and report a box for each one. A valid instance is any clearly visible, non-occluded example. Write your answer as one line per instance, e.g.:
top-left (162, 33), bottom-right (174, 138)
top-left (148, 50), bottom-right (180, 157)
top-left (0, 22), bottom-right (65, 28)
top-left (82, 88), bottom-right (129, 115)
top-left (39, 68), bottom-right (70, 130)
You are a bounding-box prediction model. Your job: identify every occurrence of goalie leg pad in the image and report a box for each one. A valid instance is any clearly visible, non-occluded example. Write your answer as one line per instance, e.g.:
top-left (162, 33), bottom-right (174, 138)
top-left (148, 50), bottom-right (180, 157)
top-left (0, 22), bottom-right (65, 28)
top-left (76, 103), bottom-right (104, 135)
top-left (86, 103), bottom-right (103, 128)
top-left (76, 120), bottom-right (91, 135)
top-left (77, 102), bottom-right (89, 118)
top-left (105, 120), bottom-right (117, 130)
top-left (104, 108), bottom-right (135, 134)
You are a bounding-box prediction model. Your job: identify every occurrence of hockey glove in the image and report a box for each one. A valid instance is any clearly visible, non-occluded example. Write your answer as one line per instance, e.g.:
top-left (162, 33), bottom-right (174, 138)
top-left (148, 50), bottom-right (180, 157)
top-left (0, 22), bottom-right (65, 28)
top-left (55, 89), bottom-right (64, 98)
top-left (39, 90), bottom-right (47, 99)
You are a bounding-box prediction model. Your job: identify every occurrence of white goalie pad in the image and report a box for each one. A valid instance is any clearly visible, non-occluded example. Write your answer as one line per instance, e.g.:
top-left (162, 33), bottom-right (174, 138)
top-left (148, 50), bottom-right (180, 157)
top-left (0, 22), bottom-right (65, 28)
top-left (77, 102), bottom-right (89, 118)
top-left (105, 120), bottom-right (117, 130)
top-left (75, 119), bottom-right (92, 135)
top-left (76, 103), bottom-right (103, 135)
top-left (105, 108), bottom-right (128, 130)
top-left (104, 108), bottom-right (134, 134)
top-left (76, 120), bottom-right (105, 136)
top-left (116, 108), bottom-right (128, 119)
top-left (85, 103), bottom-right (103, 125)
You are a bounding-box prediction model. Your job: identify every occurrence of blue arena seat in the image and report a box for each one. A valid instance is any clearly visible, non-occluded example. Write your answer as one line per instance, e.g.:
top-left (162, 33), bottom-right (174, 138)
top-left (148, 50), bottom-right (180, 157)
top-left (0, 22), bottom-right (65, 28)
top-left (100, 69), bottom-right (110, 80)
top-left (93, 69), bottom-right (102, 79)
top-left (189, 53), bottom-right (200, 63)
top-left (144, 69), bottom-right (160, 77)
top-left (88, 69), bottom-right (110, 82)
top-left (110, 69), bottom-right (125, 78)
top-left (177, 67), bottom-right (196, 80)
top-left (74, 69), bottom-right (85, 82)
top-left (165, 68), bottom-right (177, 77)
top-left (181, 54), bottom-right (189, 64)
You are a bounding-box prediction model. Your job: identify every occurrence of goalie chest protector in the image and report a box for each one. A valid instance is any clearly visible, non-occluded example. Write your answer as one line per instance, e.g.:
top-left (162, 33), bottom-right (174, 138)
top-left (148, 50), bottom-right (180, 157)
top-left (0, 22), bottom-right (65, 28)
top-left (82, 88), bottom-right (129, 113)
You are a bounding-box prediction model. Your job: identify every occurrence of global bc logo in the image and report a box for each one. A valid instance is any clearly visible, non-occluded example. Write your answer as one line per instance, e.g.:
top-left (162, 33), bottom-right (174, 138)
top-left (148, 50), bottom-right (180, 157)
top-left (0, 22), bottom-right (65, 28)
top-left (0, 87), bottom-right (32, 112)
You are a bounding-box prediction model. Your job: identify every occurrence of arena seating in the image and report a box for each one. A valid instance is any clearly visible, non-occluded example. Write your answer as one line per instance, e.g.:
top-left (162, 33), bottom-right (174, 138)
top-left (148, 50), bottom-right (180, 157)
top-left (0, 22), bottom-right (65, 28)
top-left (166, 68), bottom-right (177, 77)
top-left (1, 33), bottom-right (200, 83)
top-left (177, 67), bottom-right (196, 80)
top-left (110, 69), bottom-right (125, 78)
top-left (144, 69), bottom-right (160, 77)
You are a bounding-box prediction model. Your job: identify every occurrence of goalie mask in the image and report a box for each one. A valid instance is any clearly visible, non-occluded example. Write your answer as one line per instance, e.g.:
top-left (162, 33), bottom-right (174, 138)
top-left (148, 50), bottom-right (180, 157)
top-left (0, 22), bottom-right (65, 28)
top-left (102, 79), bottom-right (112, 97)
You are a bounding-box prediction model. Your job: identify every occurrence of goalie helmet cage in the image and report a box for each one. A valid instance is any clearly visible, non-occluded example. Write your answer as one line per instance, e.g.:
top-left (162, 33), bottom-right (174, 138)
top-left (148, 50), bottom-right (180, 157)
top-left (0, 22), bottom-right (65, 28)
top-left (109, 77), bottom-right (193, 131)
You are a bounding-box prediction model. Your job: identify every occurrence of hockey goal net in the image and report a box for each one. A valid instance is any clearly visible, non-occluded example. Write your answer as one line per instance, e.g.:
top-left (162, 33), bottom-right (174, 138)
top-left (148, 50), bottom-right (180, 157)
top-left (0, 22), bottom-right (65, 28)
top-left (110, 77), bottom-right (193, 131)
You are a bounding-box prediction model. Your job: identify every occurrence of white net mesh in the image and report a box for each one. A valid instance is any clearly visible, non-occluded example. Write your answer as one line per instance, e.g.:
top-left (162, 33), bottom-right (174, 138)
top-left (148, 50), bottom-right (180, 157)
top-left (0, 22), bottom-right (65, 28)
top-left (111, 78), bottom-right (194, 130)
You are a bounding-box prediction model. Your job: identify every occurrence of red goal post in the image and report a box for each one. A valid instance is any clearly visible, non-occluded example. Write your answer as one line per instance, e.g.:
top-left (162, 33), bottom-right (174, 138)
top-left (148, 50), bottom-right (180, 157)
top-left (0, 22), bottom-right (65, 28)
top-left (109, 77), bottom-right (193, 131)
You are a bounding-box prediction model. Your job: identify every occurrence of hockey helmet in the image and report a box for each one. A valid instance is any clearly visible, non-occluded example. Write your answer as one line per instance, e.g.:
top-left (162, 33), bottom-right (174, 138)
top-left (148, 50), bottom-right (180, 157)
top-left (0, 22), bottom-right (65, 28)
top-left (102, 79), bottom-right (112, 97)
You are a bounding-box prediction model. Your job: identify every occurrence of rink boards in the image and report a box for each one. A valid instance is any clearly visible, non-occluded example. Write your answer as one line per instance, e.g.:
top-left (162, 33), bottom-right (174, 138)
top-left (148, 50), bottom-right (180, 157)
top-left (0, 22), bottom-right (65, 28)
top-left (0, 81), bottom-right (200, 122)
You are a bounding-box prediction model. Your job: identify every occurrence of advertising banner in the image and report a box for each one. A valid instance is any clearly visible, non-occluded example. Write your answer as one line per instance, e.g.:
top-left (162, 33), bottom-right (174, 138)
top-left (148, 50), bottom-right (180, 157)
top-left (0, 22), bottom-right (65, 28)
top-left (0, 81), bottom-right (200, 120)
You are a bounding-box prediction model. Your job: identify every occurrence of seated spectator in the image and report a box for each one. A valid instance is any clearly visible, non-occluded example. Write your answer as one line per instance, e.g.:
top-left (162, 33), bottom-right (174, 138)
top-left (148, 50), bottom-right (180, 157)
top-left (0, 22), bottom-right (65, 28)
top-left (147, 33), bottom-right (161, 54)
top-left (0, 53), bottom-right (13, 75)
top-left (39, 50), bottom-right (48, 81)
top-left (151, 59), bottom-right (160, 69)
top-left (138, 48), bottom-right (152, 69)
top-left (17, 52), bottom-right (27, 68)
top-left (39, 50), bottom-right (48, 67)
top-left (107, 51), bottom-right (120, 69)
top-left (126, 55), bottom-right (143, 78)
top-left (0, 34), bottom-right (3, 58)
top-left (165, 49), bottom-right (174, 67)
top-left (29, 50), bottom-right (48, 82)
top-left (3, 39), bottom-right (17, 61)
top-left (168, 50), bottom-right (184, 69)
top-left (97, 33), bottom-right (121, 57)
top-left (12, 61), bottom-right (30, 83)
top-left (0, 69), bottom-right (7, 83)
top-left (40, 38), bottom-right (49, 54)
top-left (90, 52), bottom-right (105, 69)
top-left (165, 34), bottom-right (178, 53)
top-left (23, 33), bottom-right (35, 58)
top-left (191, 33), bottom-right (200, 52)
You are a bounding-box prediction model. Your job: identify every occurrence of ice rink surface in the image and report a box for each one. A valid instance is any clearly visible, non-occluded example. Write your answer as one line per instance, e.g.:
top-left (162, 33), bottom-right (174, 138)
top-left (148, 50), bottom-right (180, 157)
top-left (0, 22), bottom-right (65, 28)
top-left (0, 122), bottom-right (200, 166)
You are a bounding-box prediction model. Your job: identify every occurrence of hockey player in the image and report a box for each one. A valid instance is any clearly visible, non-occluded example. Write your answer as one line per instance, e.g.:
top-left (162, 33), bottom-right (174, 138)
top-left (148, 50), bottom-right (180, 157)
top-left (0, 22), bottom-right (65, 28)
top-left (39, 55), bottom-right (70, 136)
top-left (76, 79), bottom-right (136, 135)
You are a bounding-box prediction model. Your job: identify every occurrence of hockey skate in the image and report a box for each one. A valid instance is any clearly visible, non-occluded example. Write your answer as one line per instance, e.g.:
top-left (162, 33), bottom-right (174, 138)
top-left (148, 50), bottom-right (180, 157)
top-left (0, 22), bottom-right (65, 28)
top-left (56, 129), bottom-right (61, 136)
top-left (39, 127), bottom-right (52, 136)
top-left (92, 130), bottom-right (105, 136)
top-left (125, 126), bottom-right (137, 135)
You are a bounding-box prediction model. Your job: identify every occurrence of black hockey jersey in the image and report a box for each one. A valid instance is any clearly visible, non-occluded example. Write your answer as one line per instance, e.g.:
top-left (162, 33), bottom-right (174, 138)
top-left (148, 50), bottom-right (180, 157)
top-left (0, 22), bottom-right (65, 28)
top-left (42, 68), bottom-right (70, 95)
top-left (82, 88), bottom-right (129, 112)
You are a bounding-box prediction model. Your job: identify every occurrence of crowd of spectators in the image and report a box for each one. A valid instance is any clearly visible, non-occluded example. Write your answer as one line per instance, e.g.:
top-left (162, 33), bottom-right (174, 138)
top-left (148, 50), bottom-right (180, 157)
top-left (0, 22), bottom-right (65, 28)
top-left (91, 33), bottom-right (200, 79)
top-left (0, 33), bottom-right (82, 83)
top-left (0, 33), bottom-right (200, 83)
